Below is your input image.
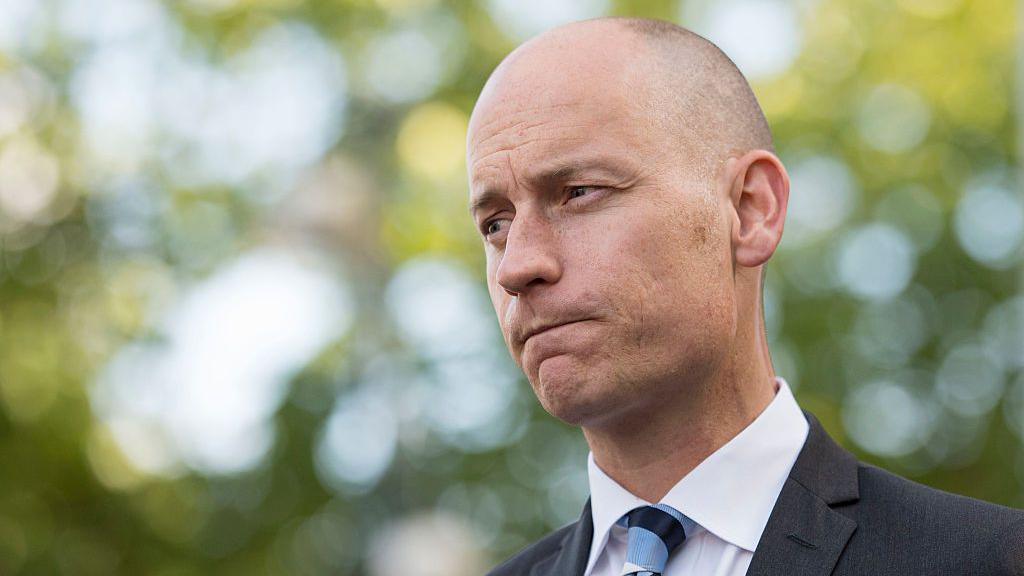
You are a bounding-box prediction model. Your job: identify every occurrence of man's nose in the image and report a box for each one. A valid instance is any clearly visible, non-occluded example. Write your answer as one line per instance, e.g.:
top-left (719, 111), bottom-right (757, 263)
top-left (495, 215), bottom-right (562, 296)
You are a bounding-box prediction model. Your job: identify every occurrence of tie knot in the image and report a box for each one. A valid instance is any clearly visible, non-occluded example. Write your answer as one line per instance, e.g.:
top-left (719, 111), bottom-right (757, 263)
top-left (620, 504), bottom-right (688, 576)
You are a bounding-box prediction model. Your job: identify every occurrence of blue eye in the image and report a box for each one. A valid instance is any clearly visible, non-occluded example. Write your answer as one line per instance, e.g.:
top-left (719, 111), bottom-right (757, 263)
top-left (483, 218), bottom-right (509, 237)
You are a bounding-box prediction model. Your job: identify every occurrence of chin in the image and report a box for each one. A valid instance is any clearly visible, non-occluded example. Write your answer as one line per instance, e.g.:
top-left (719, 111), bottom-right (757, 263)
top-left (528, 355), bottom-right (585, 424)
top-left (531, 354), bottom-right (613, 426)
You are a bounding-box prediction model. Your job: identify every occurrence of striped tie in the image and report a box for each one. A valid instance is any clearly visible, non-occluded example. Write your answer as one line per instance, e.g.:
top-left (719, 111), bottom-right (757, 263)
top-left (619, 504), bottom-right (688, 576)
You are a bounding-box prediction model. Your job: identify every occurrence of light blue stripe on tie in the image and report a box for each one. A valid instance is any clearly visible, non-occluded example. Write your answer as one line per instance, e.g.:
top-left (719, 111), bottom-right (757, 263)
top-left (652, 503), bottom-right (696, 539)
top-left (652, 503), bottom-right (685, 524)
top-left (623, 526), bottom-right (668, 571)
top-left (620, 504), bottom-right (692, 575)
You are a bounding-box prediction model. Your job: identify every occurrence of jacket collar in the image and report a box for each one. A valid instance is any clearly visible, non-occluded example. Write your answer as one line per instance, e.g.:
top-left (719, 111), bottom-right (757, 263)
top-left (536, 410), bottom-right (860, 576)
top-left (530, 498), bottom-right (593, 576)
top-left (740, 409), bottom-right (860, 576)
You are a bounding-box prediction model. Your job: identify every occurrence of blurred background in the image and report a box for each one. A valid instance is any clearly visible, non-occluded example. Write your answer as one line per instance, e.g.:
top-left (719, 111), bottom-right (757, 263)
top-left (0, 0), bottom-right (1021, 574)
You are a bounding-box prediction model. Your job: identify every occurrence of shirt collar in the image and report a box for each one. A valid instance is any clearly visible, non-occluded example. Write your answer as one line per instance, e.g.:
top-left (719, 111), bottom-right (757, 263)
top-left (585, 376), bottom-right (810, 572)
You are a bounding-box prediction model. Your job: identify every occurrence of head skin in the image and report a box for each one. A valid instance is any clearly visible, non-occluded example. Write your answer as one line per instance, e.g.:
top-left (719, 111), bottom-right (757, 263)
top-left (466, 17), bottom-right (790, 501)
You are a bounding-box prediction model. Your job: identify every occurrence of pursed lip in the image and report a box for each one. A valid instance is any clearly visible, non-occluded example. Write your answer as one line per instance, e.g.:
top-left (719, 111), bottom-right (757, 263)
top-left (522, 319), bottom-right (589, 344)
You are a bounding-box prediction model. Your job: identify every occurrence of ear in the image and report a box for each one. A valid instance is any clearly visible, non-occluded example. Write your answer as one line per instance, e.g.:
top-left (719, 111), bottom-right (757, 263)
top-left (724, 150), bottom-right (789, 268)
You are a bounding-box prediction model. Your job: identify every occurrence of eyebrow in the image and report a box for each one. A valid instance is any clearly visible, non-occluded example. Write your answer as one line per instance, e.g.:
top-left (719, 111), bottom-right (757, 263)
top-left (468, 157), bottom-right (637, 218)
top-left (469, 188), bottom-right (508, 218)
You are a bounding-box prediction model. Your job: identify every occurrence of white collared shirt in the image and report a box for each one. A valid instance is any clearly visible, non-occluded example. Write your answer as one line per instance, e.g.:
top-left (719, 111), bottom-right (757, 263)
top-left (584, 376), bottom-right (809, 576)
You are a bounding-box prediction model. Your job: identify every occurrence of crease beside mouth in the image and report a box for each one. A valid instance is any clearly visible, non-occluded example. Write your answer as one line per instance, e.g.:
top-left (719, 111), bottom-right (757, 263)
top-left (528, 318), bottom-right (587, 342)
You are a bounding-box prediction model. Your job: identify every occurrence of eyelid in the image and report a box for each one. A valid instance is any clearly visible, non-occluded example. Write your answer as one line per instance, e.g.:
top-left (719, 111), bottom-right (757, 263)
top-left (481, 185), bottom-right (608, 238)
top-left (564, 184), bottom-right (607, 202)
top-left (481, 214), bottom-right (510, 237)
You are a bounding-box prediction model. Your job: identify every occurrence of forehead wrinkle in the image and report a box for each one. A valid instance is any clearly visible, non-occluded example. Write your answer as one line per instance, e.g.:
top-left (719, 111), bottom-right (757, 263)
top-left (470, 116), bottom-right (549, 153)
top-left (471, 103), bottom-right (640, 161)
top-left (472, 99), bottom-right (590, 131)
top-left (470, 102), bottom-right (612, 155)
top-left (469, 148), bottom-right (512, 197)
top-left (469, 120), bottom-right (610, 188)
top-left (504, 150), bottom-right (522, 202)
top-left (472, 136), bottom-right (639, 188)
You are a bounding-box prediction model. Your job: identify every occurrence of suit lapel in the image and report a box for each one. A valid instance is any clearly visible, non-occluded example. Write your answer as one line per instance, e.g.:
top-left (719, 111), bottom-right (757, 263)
top-left (536, 411), bottom-right (859, 576)
top-left (744, 410), bottom-right (860, 576)
top-left (531, 498), bottom-right (593, 576)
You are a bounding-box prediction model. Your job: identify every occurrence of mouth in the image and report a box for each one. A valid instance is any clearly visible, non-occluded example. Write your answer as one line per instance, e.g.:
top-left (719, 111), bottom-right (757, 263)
top-left (524, 319), bottom-right (589, 344)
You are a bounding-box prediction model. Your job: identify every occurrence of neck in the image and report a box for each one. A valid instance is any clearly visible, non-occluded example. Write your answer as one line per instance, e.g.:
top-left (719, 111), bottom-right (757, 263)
top-left (582, 313), bottom-right (777, 503)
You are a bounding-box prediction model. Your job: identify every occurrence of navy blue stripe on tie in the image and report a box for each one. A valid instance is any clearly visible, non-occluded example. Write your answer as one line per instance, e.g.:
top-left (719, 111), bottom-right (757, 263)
top-left (627, 506), bottom-right (686, 553)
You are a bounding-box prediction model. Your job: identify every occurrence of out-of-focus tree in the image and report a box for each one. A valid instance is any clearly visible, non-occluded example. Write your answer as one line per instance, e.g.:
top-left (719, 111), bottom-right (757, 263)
top-left (0, 0), bottom-right (1020, 574)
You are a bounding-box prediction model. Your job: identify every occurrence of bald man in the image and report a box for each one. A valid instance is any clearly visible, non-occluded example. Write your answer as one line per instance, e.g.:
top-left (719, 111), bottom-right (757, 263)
top-left (467, 17), bottom-right (1023, 576)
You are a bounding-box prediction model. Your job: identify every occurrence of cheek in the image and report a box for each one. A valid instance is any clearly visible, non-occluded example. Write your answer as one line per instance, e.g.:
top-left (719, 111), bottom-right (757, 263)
top-left (489, 290), bottom-right (511, 331)
top-left (489, 293), bottom-right (525, 365)
top-left (595, 203), bottom-right (733, 341)
top-left (485, 270), bottom-right (510, 331)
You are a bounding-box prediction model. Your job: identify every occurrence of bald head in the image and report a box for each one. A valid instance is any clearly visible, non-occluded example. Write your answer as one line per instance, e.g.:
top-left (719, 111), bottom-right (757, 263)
top-left (471, 17), bottom-right (773, 182)
top-left (466, 16), bottom-right (790, 435)
top-left (617, 18), bottom-right (774, 156)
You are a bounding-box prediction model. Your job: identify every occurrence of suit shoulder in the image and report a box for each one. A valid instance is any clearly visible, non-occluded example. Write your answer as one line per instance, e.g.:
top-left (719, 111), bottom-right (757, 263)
top-left (487, 522), bottom-right (576, 576)
top-left (991, 516), bottom-right (1024, 576)
top-left (851, 462), bottom-right (1024, 573)
top-left (855, 462), bottom-right (1024, 526)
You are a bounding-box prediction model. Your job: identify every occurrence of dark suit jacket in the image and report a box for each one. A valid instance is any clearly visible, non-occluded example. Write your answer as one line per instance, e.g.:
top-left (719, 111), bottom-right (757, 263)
top-left (488, 410), bottom-right (1024, 575)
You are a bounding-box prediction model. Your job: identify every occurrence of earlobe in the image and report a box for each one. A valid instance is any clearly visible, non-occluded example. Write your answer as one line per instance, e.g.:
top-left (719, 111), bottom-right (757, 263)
top-left (731, 150), bottom-right (789, 268)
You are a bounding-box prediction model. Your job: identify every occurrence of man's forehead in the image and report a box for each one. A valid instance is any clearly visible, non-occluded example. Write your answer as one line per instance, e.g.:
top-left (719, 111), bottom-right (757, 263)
top-left (473, 150), bottom-right (639, 184)
top-left (464, 21), bottom-right (682, 202)
top-left (468, 24), bottom-right (647, 137)
top-left (467, 107), bottom-right (645, 188)
top-left (467, 69), bottom-right (651, 172)
top-left (471, 58), bottom-right (636, 120)
top-left (469, 97), bottom-right (616, 153)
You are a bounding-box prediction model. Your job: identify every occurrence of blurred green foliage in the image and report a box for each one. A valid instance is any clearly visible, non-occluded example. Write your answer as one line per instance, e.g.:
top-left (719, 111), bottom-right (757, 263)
top-left (0, 0), bottom-right (1021, 574)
